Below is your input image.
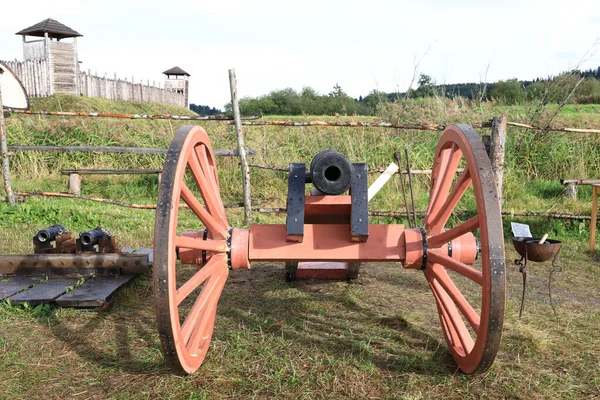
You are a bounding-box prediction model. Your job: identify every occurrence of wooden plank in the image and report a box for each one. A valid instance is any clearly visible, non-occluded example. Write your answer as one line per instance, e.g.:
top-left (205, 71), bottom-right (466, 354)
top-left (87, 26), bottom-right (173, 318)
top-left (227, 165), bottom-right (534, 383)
top-left (133, 248), bottom-right (153, 264)
top-left (0, 253), bottom-right (150, 275)
top-left (0, 276), bottom-right (40, 300)
top-left (561, 179), bottom-right (600, 185)
top-left (590, 185), bottom-right (599, 251)
top-left (55, 274), bottom-right (135, 309)
top-left (8, 145), bottom-right (256, 156)
top-left (60, 168), bottom-right (162, 175)
top-left (9, 278), bottom-right (80, 305)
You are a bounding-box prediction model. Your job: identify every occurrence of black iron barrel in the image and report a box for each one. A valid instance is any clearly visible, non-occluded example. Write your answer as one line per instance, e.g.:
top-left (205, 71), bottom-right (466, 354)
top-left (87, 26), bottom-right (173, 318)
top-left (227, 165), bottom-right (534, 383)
top-left (80, 227), bottom-right (110, 247)
top-left (35, 224), bottom-right (66, 243)
top-left (309, 150), bottom-right (353, 195)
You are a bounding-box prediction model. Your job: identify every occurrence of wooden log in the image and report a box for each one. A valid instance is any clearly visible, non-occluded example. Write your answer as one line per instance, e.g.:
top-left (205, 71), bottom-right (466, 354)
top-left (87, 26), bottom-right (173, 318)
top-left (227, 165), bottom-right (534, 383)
top-left (62, 168), bottom-right (162, 175)
top-left (229, 69), bottom-right (252, 225)
top-left (12, 109), bottom-right (261, 120)
top-left (562, 182), bottom-right (577, 199)
top-left (68, 173), bottom-right (81, 196)
top-left (234, 120), bottom-right (454, 130)
top-left (8, 145), bottom-right (256, 156)
top-left (0, 87), bottom-right (16, 205)
top-left (590, 186), bottom-right (599, 251)
top-left (0, 253), bottom-right (149, 275)
top-left (490, 117), bottom-right (507, 207)
top-left (560, 179), bottom-right (600, 185)
top-left (507, 121), bottom-right (600, 134)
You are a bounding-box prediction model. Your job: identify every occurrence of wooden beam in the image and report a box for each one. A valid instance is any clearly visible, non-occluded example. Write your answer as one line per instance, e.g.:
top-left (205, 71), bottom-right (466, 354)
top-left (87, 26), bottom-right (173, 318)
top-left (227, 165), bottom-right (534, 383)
top-left (490, 117), bottom-right (507, 207)
top-left (7, 145), bottom-right (255, 156)
top-left (0, 86), bottom-right (16, 205)
top-left (229, 69), bottom-right (252, 225)
top-left (61, 168), bottom-right (162, 175)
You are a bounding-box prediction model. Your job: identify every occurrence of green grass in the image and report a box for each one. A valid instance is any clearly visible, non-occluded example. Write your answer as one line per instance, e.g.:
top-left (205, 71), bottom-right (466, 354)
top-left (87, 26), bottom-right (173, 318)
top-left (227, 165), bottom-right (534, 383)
top-left (1, 95), bottom-right (600, 398)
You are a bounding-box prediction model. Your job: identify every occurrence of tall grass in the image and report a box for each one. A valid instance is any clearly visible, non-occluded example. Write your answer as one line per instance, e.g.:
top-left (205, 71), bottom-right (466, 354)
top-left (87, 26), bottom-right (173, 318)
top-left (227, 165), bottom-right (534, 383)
top-left (3, 95), bottom-right (600, 221)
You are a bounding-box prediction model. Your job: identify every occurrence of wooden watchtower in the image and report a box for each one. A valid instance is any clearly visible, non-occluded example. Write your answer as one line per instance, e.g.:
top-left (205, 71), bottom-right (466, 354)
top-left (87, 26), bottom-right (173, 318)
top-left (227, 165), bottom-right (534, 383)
top-left (163, 67), bottom-right (190, 108)
top-left (16, 18), bottom-right (82, 95)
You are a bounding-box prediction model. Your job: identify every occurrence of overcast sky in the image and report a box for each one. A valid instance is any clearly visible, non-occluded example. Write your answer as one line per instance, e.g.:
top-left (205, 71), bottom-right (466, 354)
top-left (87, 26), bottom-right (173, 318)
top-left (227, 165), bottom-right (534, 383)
top-left (1, 0), bottom-right (599, 109)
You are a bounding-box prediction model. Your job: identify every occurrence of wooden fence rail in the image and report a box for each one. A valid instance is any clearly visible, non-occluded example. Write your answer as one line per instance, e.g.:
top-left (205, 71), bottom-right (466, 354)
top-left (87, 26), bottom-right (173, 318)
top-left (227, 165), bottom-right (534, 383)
top-left (7, 145), bottom-right (255, 156)
top-left (11, 110), bottom-right (262, 121)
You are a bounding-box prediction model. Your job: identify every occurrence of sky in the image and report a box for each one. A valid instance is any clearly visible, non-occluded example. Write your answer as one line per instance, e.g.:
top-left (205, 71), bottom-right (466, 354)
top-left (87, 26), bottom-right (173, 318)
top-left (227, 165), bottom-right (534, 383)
top-left (1, 0), bottom-right (599, 109)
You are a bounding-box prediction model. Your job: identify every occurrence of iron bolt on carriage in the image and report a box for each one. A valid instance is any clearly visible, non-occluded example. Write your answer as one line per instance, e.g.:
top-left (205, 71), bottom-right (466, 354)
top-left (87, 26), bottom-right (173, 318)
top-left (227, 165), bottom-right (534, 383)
top-left (153, 124), bottom-right (506, 374)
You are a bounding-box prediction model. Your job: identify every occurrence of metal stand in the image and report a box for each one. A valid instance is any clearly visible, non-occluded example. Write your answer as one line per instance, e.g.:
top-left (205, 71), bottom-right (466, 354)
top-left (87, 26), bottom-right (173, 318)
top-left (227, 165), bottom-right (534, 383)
top-left (516, 248), bottom-right (562, 319)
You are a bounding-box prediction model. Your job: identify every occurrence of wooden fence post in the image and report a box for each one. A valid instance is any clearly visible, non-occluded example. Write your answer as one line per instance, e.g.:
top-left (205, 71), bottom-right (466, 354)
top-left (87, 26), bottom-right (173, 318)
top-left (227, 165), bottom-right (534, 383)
top-left (228, 69), bottom-right (251, 225)
top-left (0, 87), bottom-right (16, 205)
top-left (490, 116), bottom-right (507, 208)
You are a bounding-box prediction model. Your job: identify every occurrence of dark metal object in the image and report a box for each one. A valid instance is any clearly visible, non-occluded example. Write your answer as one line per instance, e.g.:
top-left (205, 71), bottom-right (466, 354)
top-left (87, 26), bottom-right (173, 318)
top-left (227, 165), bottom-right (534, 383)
top-left (350, 163), bottom-right (369, 242)
top-left (394, 151), bottom-right (412, 228)
top-left (512, 237), bottom-right (563, 318)
top-left (286, 163), bottom-right (306, 242)
top-left (285, 262), bottom-right (298, 282)
top-left (309, 150), bottom-right (353, 195)
top-left (80, 228), bottom-right (109, 247)
top-left (35, 224), bottom-right (66, 243)
top-left (33, 225), bottom-right (76, 254)
top-left (404, 148), bottom-right (418, 228)
top-left (77, 227), bottom-right (118, 253)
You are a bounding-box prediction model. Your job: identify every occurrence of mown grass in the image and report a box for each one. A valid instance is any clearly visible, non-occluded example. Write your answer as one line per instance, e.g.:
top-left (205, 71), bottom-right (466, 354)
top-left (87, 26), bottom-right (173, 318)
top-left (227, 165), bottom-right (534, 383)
top-left (1, 95), bottom-right (600, 398)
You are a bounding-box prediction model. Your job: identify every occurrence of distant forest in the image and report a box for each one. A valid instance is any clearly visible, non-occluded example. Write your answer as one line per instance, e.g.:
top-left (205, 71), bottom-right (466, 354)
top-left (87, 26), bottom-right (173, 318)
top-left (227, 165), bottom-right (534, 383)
top-left (189, 104), bottom-right (223, 116)
top-left (191, 67), bottom-right (600, 116)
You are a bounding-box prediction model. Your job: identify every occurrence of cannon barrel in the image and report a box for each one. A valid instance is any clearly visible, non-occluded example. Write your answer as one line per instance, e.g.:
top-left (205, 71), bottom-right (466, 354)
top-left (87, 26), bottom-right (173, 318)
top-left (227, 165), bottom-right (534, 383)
top-left (35, 224), bottom-right (66, 243)
top-left (309, 149), bottom-right (353, 195)
top-left (79, 227), bottom-right (111, 247)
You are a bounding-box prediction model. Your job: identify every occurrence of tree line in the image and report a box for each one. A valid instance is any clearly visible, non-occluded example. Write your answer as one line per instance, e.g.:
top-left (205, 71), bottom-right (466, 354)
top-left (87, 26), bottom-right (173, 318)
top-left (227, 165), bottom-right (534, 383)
top-left (191, 66), bottom-right (600, 116)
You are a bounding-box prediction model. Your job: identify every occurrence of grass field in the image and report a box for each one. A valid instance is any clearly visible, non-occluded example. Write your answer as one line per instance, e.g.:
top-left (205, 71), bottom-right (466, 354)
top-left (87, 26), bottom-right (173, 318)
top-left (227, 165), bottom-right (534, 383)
top-left (1, 96), bottom-right (600, 398)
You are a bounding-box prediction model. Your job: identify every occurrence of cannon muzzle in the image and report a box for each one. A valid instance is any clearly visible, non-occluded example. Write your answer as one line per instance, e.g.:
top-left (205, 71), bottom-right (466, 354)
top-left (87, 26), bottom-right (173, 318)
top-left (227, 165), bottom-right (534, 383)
top-left (309, 150), bottom-right (353, 195)
top-left (35, 224), bottom-right (67, 243)
top-left (79, 227), bottom-right (111, 247)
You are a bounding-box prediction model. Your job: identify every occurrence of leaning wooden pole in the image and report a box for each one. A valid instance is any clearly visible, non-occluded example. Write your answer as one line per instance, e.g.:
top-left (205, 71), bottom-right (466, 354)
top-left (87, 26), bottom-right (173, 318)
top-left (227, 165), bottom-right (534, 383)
top-left (490, 116), bottom-right (507, 208)
top-left (229, 69), bottom-right (251, 225)
top-left (0, 87), bottom-right (16, 205)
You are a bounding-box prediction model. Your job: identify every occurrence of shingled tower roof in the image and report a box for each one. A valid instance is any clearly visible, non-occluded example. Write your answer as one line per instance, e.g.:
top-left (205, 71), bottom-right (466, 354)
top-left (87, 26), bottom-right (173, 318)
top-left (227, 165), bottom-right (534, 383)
top-left (163, 67), bottom-right (190, 77)
top-left (16, 18), bottom-right (82, 39)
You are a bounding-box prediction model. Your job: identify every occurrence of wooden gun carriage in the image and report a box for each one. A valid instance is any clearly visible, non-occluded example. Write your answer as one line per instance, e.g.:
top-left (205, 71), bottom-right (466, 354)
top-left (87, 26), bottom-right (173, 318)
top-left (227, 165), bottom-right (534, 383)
top-left (153, 124), bottom-right (506, 375)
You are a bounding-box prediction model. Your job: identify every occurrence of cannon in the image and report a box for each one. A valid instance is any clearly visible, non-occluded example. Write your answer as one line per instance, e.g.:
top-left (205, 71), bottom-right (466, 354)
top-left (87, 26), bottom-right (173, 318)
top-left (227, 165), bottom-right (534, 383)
top-left (153, 124), bottom-right (506, 375)
top-left (35, 224), bottom-right (66, 243)
top-left (76, 227), bottom-right (118, 253)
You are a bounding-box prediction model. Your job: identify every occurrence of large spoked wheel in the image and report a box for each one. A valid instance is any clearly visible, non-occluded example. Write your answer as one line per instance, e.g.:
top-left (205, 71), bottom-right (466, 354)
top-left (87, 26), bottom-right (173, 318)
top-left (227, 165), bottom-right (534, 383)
top-left (154, 125), bottom-right (230, 374)
top-left (422, 124), bottom-right (505, 374)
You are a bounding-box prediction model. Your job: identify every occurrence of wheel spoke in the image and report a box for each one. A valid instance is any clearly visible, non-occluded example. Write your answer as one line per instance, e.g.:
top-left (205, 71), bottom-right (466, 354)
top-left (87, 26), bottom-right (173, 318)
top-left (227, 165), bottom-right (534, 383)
top-left (428, 216), bottom-right (479, 248)
top-left (427, 272), bottom-right (475, 353)
top-left (428, 265), bottom-right (481, 331)
top-left (180, 263), bottom-right (226, 345)
top-left (175, 236), bottom-right (227, 253)
top-left (426, 144), bottom-right (462, 224)
top-left (187, 151), bottom-right (227, 225)
top-left (429, 279), bottom-right (459, 348)
top-left (181, 183), bottom-right (227, 239)
top-left (428, 251), bottom-right (483, 285)
top-left (187, 283), bottom-right (222, 353)
top-left (195, 145), bottom-right (228, 224)
top-left (426, 145), bottom-right (453, 215)
top-left (426, 168), bottom-right (472, 233)
top-left (176, 256), bottom-right (224, 306)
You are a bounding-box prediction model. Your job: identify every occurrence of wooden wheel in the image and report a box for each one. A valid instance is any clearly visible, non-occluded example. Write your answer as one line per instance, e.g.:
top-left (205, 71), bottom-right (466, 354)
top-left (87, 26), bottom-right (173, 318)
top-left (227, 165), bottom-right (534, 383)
top-left (154, 125), bottom-right (230, 374)
top-left (422, 124), bottom-right (506, 374)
